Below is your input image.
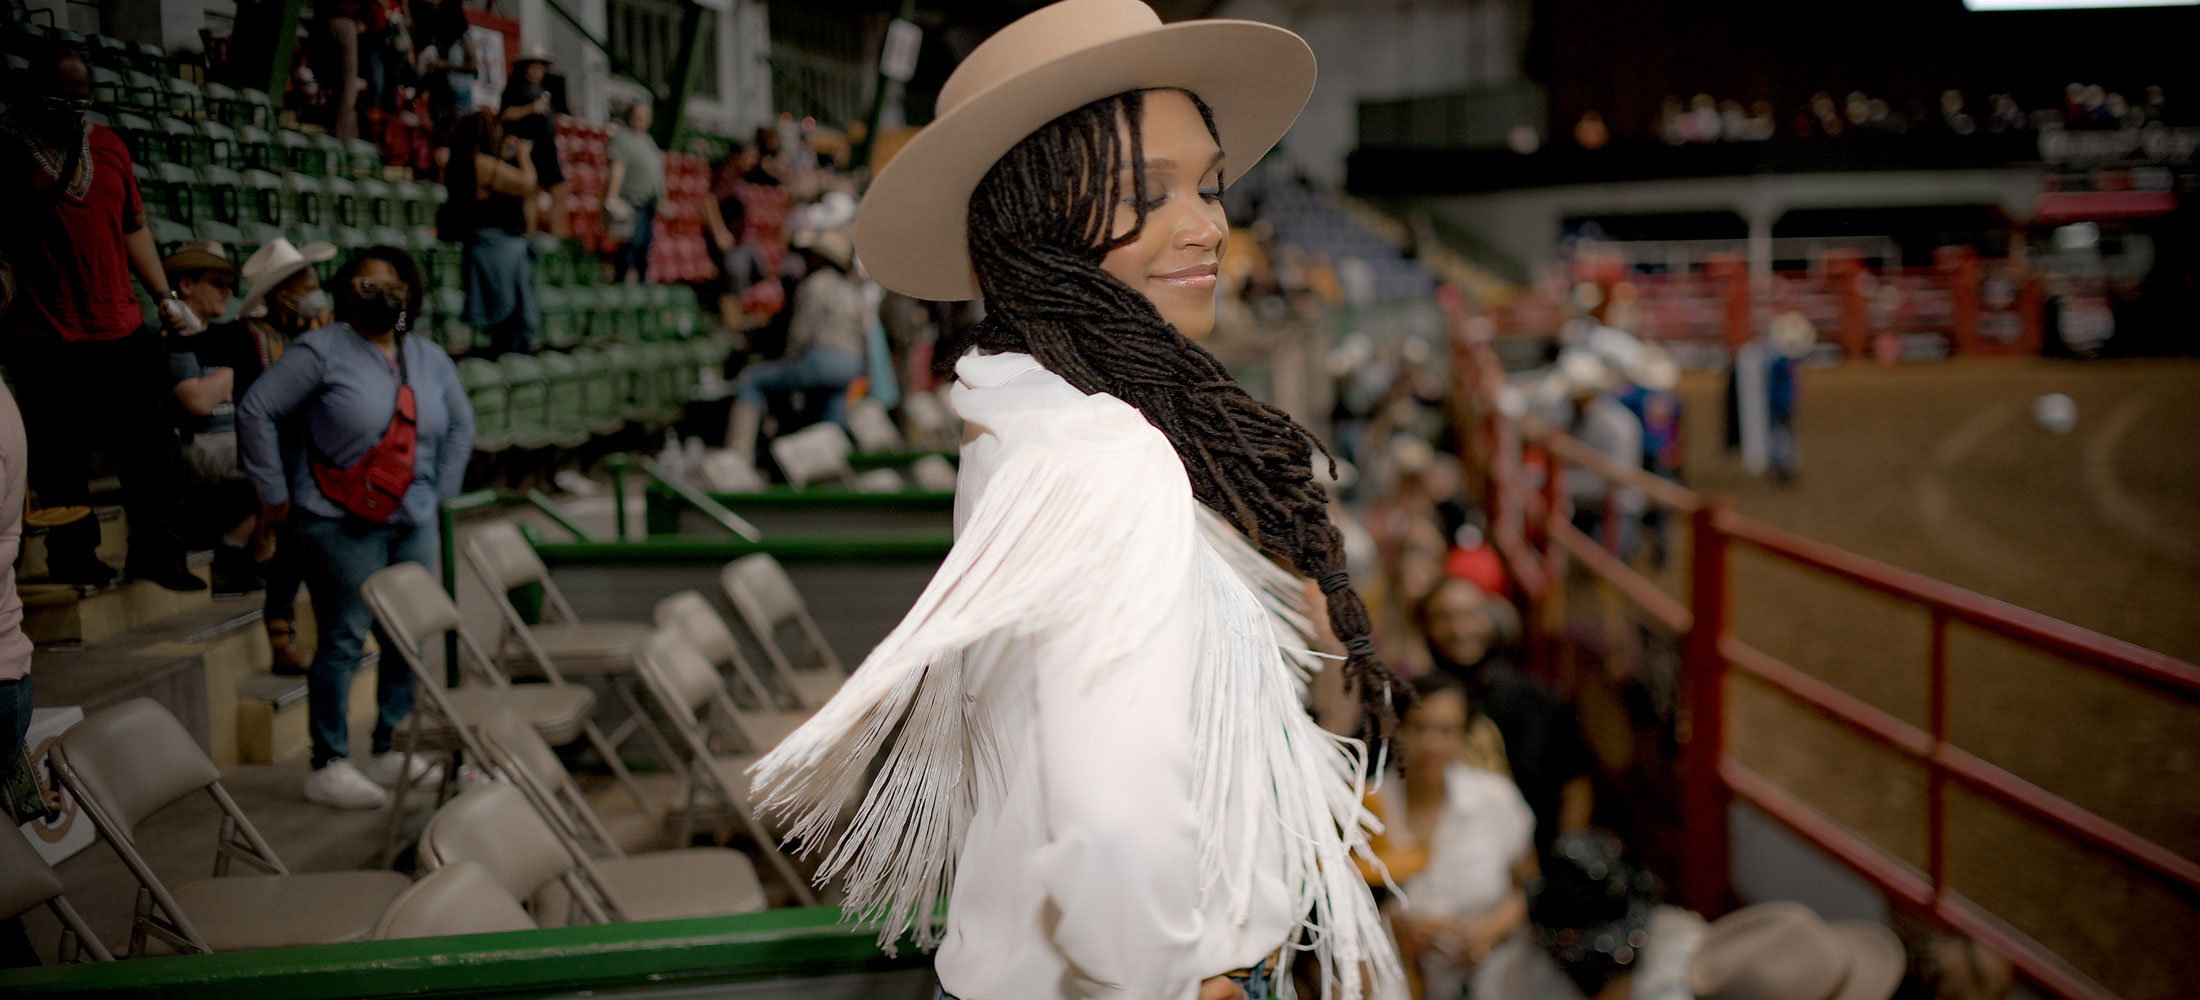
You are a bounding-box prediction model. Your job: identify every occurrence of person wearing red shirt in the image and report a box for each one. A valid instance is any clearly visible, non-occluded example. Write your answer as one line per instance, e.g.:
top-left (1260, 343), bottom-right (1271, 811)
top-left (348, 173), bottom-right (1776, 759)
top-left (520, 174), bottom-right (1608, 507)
top-left (0, 43), bottom-right (199, 591)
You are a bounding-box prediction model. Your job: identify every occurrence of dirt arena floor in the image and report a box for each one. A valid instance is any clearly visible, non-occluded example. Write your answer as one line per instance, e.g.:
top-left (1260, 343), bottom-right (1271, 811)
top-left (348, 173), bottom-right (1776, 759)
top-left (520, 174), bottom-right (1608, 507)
top-left (1616, 357), bottom-right (2200, 1000)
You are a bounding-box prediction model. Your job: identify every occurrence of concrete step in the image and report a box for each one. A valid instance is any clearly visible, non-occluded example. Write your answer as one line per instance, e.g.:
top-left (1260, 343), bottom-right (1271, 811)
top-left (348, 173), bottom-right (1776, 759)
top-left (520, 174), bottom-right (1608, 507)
top-left (19, 503), bottom-right (128, 582)
top-left (19, 556), bottom-right (214, 647)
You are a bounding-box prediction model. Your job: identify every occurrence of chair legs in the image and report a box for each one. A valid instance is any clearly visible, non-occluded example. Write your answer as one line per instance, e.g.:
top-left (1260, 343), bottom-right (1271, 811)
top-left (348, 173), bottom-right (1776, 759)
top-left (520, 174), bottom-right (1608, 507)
top-left (49, 896), bottom-right (114, 962)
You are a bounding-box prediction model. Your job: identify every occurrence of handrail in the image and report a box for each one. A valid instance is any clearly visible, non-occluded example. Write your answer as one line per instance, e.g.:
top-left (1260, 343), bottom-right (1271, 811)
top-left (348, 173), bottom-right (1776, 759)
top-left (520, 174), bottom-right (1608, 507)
top-left (525, 489), bottom-right (599, 543)
top-left (637, 455), bottom-right (763, 542)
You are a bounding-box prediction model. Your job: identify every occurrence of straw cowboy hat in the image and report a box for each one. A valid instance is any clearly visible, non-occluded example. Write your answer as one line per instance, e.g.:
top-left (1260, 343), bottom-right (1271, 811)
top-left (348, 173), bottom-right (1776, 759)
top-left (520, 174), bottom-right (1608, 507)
top-left (852, 0), bottom-right (1317, 301)
top-left (237, 238), bottom-right (338, 320)
top-left (1690, 902), bottom-right (1905, 1000)
top-left (160, 241), bottom-right (238, 280)
top-left (793, 229), bottom-right (856, 272)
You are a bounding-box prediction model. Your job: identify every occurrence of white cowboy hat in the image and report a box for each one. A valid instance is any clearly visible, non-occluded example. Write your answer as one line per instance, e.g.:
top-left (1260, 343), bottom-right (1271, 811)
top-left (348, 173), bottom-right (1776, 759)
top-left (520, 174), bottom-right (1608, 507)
top-left (792, 228), bottom-right (855, 272)
top-left (1557, 348), bottom-right (1614, 394)
top-left (237, 238), bottom-right (338, 320)
top-left (1626, 342), bottom-right (1681, 392)
top-left (1769, 310), bottom-right (1817, 359)
top-left (1689, 902), bottom-right (1905, 1000)
top-left (797, 190), bottom-right (858, 236)
top-left (852, 0), bottom-right (1316, 301)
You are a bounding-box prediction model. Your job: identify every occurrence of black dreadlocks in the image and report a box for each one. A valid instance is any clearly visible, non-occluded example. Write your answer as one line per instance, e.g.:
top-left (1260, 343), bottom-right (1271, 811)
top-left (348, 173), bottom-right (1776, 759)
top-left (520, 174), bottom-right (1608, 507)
top-left (944, 89), bottom-right (1410, 743)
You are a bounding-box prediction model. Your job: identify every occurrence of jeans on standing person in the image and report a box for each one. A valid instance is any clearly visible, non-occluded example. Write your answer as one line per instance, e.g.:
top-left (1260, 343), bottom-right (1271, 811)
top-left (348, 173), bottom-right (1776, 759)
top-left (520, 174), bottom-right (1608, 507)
top-left (733, 349), bottom-right (865, 426)
top-left (462, 227), bottom-right (540, 358)
top-left (262, 518), bottom-right (305, 622)
top-left (615, 201), bottom-right (656, 284)
top-left (294, 513), bottom-right (437, 770)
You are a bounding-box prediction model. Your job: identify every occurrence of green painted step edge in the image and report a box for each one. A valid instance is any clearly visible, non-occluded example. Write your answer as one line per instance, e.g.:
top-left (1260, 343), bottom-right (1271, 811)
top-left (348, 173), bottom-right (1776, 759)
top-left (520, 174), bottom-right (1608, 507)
top-left (847, 450), bottom-right (958, 471)
top-left (0, 906), bottom-right (930, 1000)
top-left (535, 534), bottom-right (954, 564)
top-left (644, 483), bottom-right (958, 511)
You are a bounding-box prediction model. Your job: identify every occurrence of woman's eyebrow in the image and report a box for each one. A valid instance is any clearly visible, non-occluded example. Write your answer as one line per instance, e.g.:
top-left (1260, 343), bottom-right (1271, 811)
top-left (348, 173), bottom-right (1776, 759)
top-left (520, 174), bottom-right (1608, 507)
top-left (1126, 151), bottom-right (1226, 174)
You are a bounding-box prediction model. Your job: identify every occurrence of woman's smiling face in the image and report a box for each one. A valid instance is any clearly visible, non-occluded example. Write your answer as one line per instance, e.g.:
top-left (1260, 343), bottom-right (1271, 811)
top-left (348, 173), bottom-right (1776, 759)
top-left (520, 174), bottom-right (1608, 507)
top-left (1100, 90), bottom-right (1229, 339)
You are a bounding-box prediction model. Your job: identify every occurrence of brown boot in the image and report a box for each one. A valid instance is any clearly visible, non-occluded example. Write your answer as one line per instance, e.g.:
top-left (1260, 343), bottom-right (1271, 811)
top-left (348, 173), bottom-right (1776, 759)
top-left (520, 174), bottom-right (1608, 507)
top-left (267, 619), bottom-right (309, 676)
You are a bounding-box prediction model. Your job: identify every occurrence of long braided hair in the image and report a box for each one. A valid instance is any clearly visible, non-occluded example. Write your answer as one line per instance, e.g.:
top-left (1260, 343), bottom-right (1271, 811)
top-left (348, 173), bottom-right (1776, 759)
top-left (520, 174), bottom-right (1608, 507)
top-left (942, 89), bottom-right (1410, 743)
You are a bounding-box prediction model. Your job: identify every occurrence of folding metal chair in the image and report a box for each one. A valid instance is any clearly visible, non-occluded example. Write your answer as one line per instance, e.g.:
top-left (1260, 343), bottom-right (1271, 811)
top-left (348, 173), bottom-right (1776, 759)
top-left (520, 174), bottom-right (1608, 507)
top-left (769, 422), bottom-right (905, 493)
top-left (633, 630), bottom-right (818, 905)
top-left (461, 522), bottom-right (675, 780)
top-left (845, 398), bottom-right (907, 454)
top-left (420, 779), bottom-right (770, 925)
top-left (654, 590), bottom-right (812, 744)
top-left (52, 699), bottom-right (410, 955)
top-left (359, 562), bottom-right (635, 862)
top-left (719, 553), bottom-right (849, 712)
top-left (372, 860), bottom-right (536, 940)
top-left (0, 818), bottom-right (114, 962)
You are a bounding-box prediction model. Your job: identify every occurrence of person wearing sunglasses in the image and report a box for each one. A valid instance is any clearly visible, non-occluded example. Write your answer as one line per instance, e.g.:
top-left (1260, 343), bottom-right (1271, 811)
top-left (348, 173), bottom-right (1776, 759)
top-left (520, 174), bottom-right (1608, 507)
top-left (1, 41), bottom-right (201, 592)
top-left (236, 245), bottom-right (475, 811)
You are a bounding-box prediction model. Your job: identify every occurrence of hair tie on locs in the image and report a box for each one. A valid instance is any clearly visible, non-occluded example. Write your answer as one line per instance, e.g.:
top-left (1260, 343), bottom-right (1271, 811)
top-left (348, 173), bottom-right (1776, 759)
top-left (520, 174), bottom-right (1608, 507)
top-left (1342, 633), bottom-right (1377, 659)
top-left (1317, 570), bottom-right (1352, 595)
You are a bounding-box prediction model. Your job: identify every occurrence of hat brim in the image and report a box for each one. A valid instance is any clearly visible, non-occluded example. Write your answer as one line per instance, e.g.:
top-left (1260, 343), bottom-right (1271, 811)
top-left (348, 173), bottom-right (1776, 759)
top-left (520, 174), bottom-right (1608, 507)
top-left (238, 242), bottom-right (338, 320)
top-left (1829, 923), bottom-right (1906, 1000)
top-left (853, 19), bottom-right (1315, 301)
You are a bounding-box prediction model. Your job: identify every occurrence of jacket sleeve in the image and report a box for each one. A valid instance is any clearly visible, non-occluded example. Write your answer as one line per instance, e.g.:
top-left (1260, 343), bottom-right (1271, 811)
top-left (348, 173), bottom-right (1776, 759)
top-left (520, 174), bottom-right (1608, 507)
top-left (432, 351), bottom-right (474, 500)
top-left (236, 342), bottom-right (327, 507)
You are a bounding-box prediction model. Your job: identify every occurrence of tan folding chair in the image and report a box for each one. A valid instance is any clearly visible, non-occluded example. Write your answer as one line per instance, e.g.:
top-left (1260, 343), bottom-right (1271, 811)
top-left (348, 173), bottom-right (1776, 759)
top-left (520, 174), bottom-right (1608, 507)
top-left (373, 860), bottom-right (537, 940)
top-left (461, 523), bottom-right (675, 775)
top-left (634, 629), bottom-right (817, 905)
top-left (420, 780), bottom-right (770, 925)
top-left (769, 422), bottom-right (905, 493)
top-left (360, 562), bottom-right (633, 861)
top-left (845, 398), bottom-right (907, 454)
top-left (52, 699), bottom-right (410, 956)
top-left (654, 590), bottom-right (811, 745)
top-left (719, 553), bottom-right (849, 712)
top-left (0, 817), bottom-right (113, 962)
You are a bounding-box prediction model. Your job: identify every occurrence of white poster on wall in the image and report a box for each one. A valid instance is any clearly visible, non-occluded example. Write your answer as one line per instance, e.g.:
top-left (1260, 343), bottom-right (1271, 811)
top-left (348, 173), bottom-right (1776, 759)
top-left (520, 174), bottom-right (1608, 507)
top-left (17, 706), bottom-right (93, 866)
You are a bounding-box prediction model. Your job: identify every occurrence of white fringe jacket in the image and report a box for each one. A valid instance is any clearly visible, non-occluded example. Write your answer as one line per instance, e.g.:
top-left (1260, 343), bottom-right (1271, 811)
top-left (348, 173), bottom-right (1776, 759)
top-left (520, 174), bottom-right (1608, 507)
top-left (749, 351), bottom-right (1401, 1000)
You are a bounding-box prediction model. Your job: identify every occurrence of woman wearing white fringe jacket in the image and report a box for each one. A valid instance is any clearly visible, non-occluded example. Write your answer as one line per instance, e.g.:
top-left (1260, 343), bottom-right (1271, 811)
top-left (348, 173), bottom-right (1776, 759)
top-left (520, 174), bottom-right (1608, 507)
top-left (748, 4), bottom-right (1408, 999)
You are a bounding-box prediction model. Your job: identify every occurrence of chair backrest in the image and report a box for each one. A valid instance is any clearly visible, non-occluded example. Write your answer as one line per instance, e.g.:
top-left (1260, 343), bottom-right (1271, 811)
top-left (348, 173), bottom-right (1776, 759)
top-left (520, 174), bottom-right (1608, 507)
top-left (374, 861), bottom-right (537, 939)
top-left (769, 422), bottom-right (855, 491)
top-left (418, 781), bottom-right (575, 903)
top-left (720, 553), bottom-right (805, 633)
top-left (910, 454), bottom-right (959, 493)
top-left (55, 698), bottom-right (219, 841)
top-left (638, 629), bottom-right (724, 722)
top-left (358, 562), bottom-right (462, 654)
top-left (0, 820), bottom-right (65, 920)
top-left (654, 591), bottom-right (742, 669)
top-left (465, 521), bottom-right (551, 591)
top-left (846, 399), bottom-right (905, 454)
top-left (478, 709), bottom-right (572, 798)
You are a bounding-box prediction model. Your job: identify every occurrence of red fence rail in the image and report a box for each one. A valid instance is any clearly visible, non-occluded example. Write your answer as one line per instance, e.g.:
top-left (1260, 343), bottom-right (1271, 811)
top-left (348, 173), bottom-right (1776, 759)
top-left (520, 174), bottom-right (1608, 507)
top-left (1444, 297), bottom-right (2200, 1000)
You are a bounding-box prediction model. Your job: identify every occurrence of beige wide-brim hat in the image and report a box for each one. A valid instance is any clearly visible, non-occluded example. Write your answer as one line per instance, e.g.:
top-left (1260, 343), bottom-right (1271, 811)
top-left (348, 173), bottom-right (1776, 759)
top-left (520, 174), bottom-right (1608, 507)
top-left (793, 229), bottom-right (855, 272)
top-left (853, 0), bottom-right (1316, 301)
top-left (1690, 902), bottom-right (1906, 1000)
top-left (1770, 310), bottom-right (1817, 359)
top-left (238, 238), bottom-right (338, 320)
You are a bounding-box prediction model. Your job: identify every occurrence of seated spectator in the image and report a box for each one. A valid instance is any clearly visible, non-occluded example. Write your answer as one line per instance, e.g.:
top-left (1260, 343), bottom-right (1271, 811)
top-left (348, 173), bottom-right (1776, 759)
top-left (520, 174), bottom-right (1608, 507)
top-left (2, 41), bottom-right (200, 592)
top-left (606, 99), bottom-right (666, 284)
top-left (726, 225), bottom-right (866, 461)
top-left (444, 109), bottom-right (540, 357)
top-left (1423, 578), bottom-right (1594, 855)
top-left (178, 238), bottom-right (336, 670)
top-left (161, 243), bottom-right (260, 595)
top-left (237, 246), bottom-right (474, 809)
top-left (1361, 673), bottom-right (1534, 999)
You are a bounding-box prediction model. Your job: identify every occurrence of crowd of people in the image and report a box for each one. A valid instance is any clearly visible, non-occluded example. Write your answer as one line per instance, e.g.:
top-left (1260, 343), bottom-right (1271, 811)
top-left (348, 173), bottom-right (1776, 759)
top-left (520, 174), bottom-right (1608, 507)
top-left (1575, 82), bottom-right (2179, 150)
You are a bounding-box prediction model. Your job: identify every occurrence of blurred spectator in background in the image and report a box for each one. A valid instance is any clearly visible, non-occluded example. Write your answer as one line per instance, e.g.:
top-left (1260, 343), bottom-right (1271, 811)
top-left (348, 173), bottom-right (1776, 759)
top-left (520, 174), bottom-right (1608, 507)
top-left (178, 237), bottom-right (336, 671)
top-left (1424, 578), bottom-right (1594, 855)
top-left (360, 0), bottom-right (411, 116)
top-left (160, 243), bottom-right (263, 595)
top-left (445, 110), bottom-right (540, 357)
top-left (238, 246), bottom-right (473, 810)
top-left (705, 136), bottom-right (792, 332)
top-left (1363, 672), bottom-right (1534, 999)
top-left (1610, 342), bottom-right (1682, 564)
top-left (1895, 932), bottom-right (2014, 1000)
top-left (2, 42), bottom-right (200, 592)
top-left (1764, 312), bottom-right (1813, 484)
top-left (726, 221), bottom-right (865, 459)
top-left (309, 2), bottom-right (364, 139)
top-left (1555, 351), bottom-right (1644, 552)
top-left (606, 99), bottom-right (665, 284)
top-left (1473, 831), bottom-right (1682, 999)
top-left (500, 48), bottom-right (566, 236)
top-left (410, 0), bottom-right (477, 144)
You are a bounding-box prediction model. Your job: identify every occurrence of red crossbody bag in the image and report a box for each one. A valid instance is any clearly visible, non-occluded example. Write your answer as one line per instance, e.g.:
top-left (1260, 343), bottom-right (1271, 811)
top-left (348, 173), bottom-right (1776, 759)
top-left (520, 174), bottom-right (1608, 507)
top-left (311, 338), bottom-right (418, 523)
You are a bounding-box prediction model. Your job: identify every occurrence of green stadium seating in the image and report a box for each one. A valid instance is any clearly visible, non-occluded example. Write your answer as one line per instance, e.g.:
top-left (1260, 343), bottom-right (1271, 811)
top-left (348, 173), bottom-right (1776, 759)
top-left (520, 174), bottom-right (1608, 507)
top-left (393, 181), bottom-right (430, 229)
top-left (604, 343), bottom-right (645, 423)
top-left (237, 124), bottom-right (275, 171)
top-left (203, 81), bottom-right (240, 125)
top-left (108, 110), bottom-right (157, 165)
top-left (158, 113), bottom-right (206, 166)
top-left (344, 137), bottom-right (380, 178)
top-left (332, 224), bottom-right (370, 255)
top-left (148, 216), bottom-right (193, 254)
top-left (367, 225), bottom-right (409, 255)
top-left (426, 243), bottom-right (463, 292)
top-left (498, 353), bottom-right (549, 449)
top-left (198, 119), bottom-right (238, 168)
top-left (151, 161), bottom-right (197, 223)
top-left (573, 347), bottom-right (625, 435)
top-left (196, 220), bottom-right (244, 261)
top-left (539, 351), bottom-right (589, 448)
top-left (280, 172), bottom-right (323, 227)
top-left (131, 41), bottom-right (167, 78)
top-left (122, 70), bottom-right (163, 115)
top-left (311, 133), bottom-right (346, 177)
top-left (241, 168), bottom-right (285, 227)
top-left (358, 176), bottom-right (396, 228)
top-left (166, 77), bottom-right (202, 119)
top-left (457, 358), bottom-right (509, 452)
top-left (324, 174), bottom-right (360, 229)
top-left (432, 287), bottom-right (470, 355)
top-left (537, 286), bottom-right (575, 351)
top-left (200, 165), bottom-right (244, 226)
top-left (241, 88), bottom-right (273, 129)
top-left (88, 66), bottom-right (125, 109)
top-left (276, 128), bottom-right (317, 176)
top-left (87, 33), bottom-right (126, 71)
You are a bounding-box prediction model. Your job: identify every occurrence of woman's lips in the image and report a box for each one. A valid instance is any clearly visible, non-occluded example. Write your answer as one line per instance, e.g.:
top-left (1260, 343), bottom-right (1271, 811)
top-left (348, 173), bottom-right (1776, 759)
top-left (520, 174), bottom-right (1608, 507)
top-left (1153, 265), bottom-right (1217, 290)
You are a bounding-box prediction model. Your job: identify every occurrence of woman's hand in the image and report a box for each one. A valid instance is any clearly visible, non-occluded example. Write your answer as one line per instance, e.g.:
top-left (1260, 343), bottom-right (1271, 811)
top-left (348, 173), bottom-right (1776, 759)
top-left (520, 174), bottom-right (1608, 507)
top-left (1197, 975), bottom-right (1248, 1000)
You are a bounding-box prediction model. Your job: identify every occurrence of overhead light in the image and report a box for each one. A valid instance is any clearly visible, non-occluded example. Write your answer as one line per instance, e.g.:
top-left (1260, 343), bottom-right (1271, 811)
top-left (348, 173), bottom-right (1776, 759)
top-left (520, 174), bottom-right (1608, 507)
top-left (1965, 0), bottom-right (2196, 9)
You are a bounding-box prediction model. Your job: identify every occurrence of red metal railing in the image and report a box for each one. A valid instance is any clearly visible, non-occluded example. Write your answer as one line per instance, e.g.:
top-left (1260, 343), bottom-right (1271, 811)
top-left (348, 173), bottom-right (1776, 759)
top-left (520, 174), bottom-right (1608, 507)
top-left (1445, 300), bottom-right (2200, 1000)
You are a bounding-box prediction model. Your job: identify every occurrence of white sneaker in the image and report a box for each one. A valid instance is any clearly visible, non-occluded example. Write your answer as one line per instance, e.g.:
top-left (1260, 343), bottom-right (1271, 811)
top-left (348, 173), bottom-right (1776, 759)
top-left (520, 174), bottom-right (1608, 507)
top-left (304, 760), bottom-right (392, 810)
top-left (359, 751), bottom-right (445, 789)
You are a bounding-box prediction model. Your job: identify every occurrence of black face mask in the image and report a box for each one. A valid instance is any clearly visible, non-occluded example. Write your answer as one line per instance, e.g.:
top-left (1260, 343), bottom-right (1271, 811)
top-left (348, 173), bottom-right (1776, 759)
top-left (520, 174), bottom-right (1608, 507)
top-left (342, 289), bottom-right (407, 335)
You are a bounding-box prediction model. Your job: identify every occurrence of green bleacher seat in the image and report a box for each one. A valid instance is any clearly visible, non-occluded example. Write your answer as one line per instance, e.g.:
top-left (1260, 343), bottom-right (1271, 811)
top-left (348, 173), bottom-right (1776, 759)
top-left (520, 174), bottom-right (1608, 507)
top-left (200, 165), bottom-right (244, 226)
top-left (323, 174), bottom-right (360, 228)
top-left (432, 288), bottom-right (469, 355)
top-left (393, 181), bottom-right (430, 229)
top-left (538, 286), bottom-right (575, 351)
top-left (196, 221), bottom-right (244, 261)
top-left (122, 70), bottom-right (163, 114)
top-left (367, 226), bottom-right (409, 254)
top-left (604, 343), bottom-right (645, 423)
top-left (332, 225), bottom-right (370, 255)
top-left (108, 110), bottom-right (157, 165)
top-left (131, 41), bottom-right (167, 77)
top-left (237, 124), bottom-right (275, 171)
top-left (203, 81), bottom-right (239, 125)
top-left (427, 243), bottom-right (462, 291)
top-left (357, 177), bottom-right (396, 228)
top-left (588, 286), bottom-right (623, 342)
top-left (151, 161), bottom-right (197, 223)
top-left (539, 351), bottom-right (588, 448)
top-left (241, 168), bottom-right (285, 226)
top-left (458, 358), bottom-right (509, 451)
top-left (573, 348), bottom-right (625, 435)
top-left (276, 128), bottom-right (317, 176)
top-left (7, 53), bottom-right (29, 76)
top-left (498, 353), bottom-right (549, 449)
top-left (310, 133), bottom-right (345, 177)
top-left (244, 222), bottom-right (285, 254)
top-left (241, 88), bottom-right (272, 129)
top-left (198, 119), bottom-right (238, 168)
top-left (667, 340), bottom-right (701, 403)
top-left (344, 138), bottom-right (380, 178)
top-left (161, 114), bottom-right (208, 167)
top-left (166, 77), bottom-right (202, 119)
top-left (147, 216), bottom-right (193, 254)
top-left (87, 33), bottom-right (127, 70)
top-left (529, 233), bottom-right (568, 286)
top-left (407, 225), bottom-right (440, 261)
top-left (280, 172), bottom-right (323, 227)
top-left (89, 66), bottom-right (125, 110)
